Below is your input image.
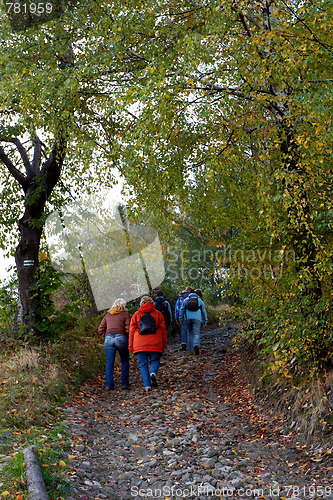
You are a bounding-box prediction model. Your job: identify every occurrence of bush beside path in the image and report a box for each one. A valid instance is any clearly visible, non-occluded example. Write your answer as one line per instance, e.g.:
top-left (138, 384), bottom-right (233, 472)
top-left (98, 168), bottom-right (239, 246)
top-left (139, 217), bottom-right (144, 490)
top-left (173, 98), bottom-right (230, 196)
top-left (61, 324), bottom-right (333, 500)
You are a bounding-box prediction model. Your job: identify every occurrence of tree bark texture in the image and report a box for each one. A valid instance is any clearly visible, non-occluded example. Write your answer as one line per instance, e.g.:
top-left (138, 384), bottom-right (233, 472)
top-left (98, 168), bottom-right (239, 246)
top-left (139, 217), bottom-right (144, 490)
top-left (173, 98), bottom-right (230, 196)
top-left (23, 446), bottom-right (49, 500)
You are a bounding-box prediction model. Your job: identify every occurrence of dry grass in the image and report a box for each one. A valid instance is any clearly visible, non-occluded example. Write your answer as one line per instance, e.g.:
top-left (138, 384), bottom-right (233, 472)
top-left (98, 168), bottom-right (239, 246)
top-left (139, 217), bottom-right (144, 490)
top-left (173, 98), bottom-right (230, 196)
top-left (0, 318), bottom-right (105, 428)
top-left (239, 346), bottom-right (333, 443)
top-left (291, 376), bottom-right (333, 437)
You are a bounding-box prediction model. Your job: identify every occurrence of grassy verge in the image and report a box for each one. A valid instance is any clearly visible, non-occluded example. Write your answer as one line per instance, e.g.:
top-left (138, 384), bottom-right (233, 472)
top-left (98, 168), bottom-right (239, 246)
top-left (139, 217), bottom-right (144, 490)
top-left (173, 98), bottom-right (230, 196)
top-left (0, 423), bottom-right (71, 499)
top-left (0, 316), bottom-right (105, 499)
top-left (238, 341), bottom-right (333, 443)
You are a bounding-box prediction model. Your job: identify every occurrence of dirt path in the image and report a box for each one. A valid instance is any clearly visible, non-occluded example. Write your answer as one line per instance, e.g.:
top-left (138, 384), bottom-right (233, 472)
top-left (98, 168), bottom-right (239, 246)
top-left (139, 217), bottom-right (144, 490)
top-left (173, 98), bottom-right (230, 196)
top-left (61, 324), bottom-right (333, 500)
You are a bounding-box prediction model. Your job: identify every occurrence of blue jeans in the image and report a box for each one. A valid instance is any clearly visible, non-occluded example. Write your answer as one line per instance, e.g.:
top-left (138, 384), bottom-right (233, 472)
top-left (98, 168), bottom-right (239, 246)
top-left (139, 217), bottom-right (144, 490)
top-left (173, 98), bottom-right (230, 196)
top-left (104, 334), bottom-right (129, 388)
top-left (181, 323), bottom-right (188, 345)
top-left (136, 352), bottom-right (162, 388)
top-left (184, 319), bottom-right (201, 352)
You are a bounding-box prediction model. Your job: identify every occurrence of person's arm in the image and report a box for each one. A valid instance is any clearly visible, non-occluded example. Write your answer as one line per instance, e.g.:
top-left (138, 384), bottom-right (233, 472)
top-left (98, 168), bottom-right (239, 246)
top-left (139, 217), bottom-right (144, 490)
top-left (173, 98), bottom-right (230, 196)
top-left (128, 314), bottom-right (138, 351)
top-left (98, 316), bottom-right (107, 336)
top-left (125, 312), bottom-right (131, 335)
top-left (175, 297), bottom-right (180, 322)
top-left (179, 299), bottom-right (186, 323)
top-left (200, 300), bottom-right (208, 325)
top-left (157, 312), bottom-right (167, 350)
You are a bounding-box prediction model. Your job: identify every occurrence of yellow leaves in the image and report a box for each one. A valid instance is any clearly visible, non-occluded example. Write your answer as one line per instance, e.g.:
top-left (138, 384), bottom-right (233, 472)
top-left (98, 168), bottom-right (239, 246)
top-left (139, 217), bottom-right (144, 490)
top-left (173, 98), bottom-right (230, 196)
top-left (58, 460), bottom-right (67, 468)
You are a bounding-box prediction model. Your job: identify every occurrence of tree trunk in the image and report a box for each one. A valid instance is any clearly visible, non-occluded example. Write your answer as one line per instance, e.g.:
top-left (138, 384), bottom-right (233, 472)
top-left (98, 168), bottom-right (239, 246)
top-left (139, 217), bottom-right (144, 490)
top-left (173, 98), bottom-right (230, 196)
top-left (14, 217), bottom-right (43, 336)
top-left (12, 177), bottom-right (48, 336)
top-left (6, 137), bottom-right (67, 337)
top-left (23, 446), bottom-right (49, 500)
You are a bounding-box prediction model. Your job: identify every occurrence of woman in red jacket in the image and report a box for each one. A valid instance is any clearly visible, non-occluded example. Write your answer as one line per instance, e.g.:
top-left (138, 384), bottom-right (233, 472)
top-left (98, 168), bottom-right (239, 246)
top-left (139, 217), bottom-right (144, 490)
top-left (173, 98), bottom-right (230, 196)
top-left (129, 296), bottom-right (167, 392)
top-left (98, 298), bottom-right (131, 391)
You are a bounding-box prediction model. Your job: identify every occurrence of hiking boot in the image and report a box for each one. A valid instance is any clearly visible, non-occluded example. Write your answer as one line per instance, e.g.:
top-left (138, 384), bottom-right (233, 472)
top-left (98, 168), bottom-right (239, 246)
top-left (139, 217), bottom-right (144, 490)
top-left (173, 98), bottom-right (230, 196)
top-left (150, 373), bottom-right (158, 388)
top-left (145, 386), bottom-right (152, 392)
top-left (121, 385), bottom-right (131, 390)
top-left (181, 344), bottom-right (187, 351)
top-left (194, 345), bottom-right (200, 355)
top-left (106, 386), bottom-right (115, 391)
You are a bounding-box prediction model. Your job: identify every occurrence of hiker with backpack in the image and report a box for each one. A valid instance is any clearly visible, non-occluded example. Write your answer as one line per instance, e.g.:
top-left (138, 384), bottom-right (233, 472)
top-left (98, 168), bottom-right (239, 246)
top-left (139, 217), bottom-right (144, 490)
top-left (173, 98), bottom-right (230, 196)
top-left (175, 286), bottom-right (192, 351)
top-left (129, 296), bottom-right (167, 392)
top-left (179, 289), bottom-right (208, 355)
top-left (98, 298), bottom-right (131, 391)
top-left (154, 290), bottom-right (172, 329)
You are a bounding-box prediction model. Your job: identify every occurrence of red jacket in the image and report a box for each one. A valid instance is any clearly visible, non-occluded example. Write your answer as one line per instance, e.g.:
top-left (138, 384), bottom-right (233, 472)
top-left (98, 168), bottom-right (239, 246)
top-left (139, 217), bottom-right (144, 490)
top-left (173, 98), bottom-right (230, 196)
top-left (129, 301), bottom-right (167, 354)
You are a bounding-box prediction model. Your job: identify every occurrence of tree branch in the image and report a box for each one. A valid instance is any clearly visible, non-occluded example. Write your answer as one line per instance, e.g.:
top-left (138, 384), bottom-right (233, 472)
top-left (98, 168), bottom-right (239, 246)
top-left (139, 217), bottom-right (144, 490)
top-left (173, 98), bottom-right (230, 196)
top-left (280, 0), bottom-right (333, 53)
top-left (32, 135), bottom-right (42, 173)
top-left (199, 80), bottom-right (249, 99)
top-left (238, 11), bottom-right (252, 37)
top-left (7, 138), bottom-right (34, 178)
top-left (265, 1), bottom-right (272, 31)
top-left (41, 135), bottom-right (67, 198)
top-left (217, 131), bottom-right (235, 156)
top-left (243, 11), bottom-right (266, 31)
top-left (0, 145), bottom-right (27, 188)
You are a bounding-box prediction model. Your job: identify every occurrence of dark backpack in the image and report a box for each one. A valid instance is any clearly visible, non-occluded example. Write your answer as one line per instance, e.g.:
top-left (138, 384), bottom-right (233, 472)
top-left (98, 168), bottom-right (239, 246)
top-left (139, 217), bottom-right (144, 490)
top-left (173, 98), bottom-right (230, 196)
top-left (139, 312), bottom-right (156, 335)
top-left (186, 296), bottom-right (200, 311)
top-left (154, 299), bottom-right (170, 327)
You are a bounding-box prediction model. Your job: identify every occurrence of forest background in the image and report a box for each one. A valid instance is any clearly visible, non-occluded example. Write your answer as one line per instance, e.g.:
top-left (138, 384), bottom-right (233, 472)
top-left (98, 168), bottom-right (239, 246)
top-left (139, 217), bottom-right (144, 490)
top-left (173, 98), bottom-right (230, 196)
top-left (0, 0), bottom-right (332, 495)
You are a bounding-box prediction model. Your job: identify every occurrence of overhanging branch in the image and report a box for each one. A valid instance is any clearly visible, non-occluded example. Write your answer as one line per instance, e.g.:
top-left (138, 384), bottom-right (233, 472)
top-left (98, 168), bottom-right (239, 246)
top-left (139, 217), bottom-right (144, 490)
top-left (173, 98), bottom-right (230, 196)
top-left (7, 138), bottom-right (34, 178)
top-left (0, 145), bottom-right (27, 189)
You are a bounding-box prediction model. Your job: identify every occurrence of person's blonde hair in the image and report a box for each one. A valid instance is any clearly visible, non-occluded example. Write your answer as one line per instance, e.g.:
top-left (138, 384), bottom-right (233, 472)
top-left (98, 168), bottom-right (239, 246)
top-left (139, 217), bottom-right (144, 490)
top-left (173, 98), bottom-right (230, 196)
top-left (109, 298), bottom-right (127, 313)
top-left (140, 296), bottom-right (154, 306)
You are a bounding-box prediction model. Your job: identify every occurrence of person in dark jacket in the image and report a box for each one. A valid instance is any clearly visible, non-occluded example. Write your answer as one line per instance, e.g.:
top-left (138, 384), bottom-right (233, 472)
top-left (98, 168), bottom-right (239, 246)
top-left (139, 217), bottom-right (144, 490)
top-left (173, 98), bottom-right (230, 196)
top-left (98, 298), bottom-right (131, 391)
top-left (175, 286), bottom-right (191, 350)
top-left (179, 290), bottom-right (208, 355)
top-left (154, 290), bottom-right (172, 329)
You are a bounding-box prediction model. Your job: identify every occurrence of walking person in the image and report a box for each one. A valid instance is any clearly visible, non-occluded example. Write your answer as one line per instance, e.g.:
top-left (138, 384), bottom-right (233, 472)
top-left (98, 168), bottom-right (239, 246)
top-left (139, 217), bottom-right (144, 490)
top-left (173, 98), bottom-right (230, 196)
top-left (175, 286), bottom-right (192, 351)
top-left (179, 289), bottom-right (208, 355)
top-left (154, 290), bottom-right (172, 330)
top-left (98, 298), bottom-right (131, 391)
top-left (129, 296), bottom-right (167, 392)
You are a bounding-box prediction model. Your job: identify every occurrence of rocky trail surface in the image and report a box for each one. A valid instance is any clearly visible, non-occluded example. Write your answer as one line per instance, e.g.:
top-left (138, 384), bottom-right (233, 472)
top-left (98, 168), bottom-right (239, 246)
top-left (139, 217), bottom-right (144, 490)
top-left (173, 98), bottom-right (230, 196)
top-left (61, 324), bottom-right (333, 500)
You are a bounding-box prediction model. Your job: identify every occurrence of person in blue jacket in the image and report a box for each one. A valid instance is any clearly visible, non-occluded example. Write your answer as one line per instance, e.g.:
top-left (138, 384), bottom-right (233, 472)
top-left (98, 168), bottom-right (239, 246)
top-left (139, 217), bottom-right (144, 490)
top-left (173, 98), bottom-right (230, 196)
top-left (179, 289), bottom-right (208, 355)
top-left (175, 286), bottom-right (192, 351)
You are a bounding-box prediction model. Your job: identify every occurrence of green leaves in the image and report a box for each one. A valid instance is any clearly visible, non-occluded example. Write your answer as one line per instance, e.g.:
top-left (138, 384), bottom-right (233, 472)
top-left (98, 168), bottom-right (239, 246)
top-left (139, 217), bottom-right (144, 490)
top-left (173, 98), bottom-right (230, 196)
top-left (107, 0), bottom-right (333, 369)
top-left (0, 0), bottom-right (332, 359)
